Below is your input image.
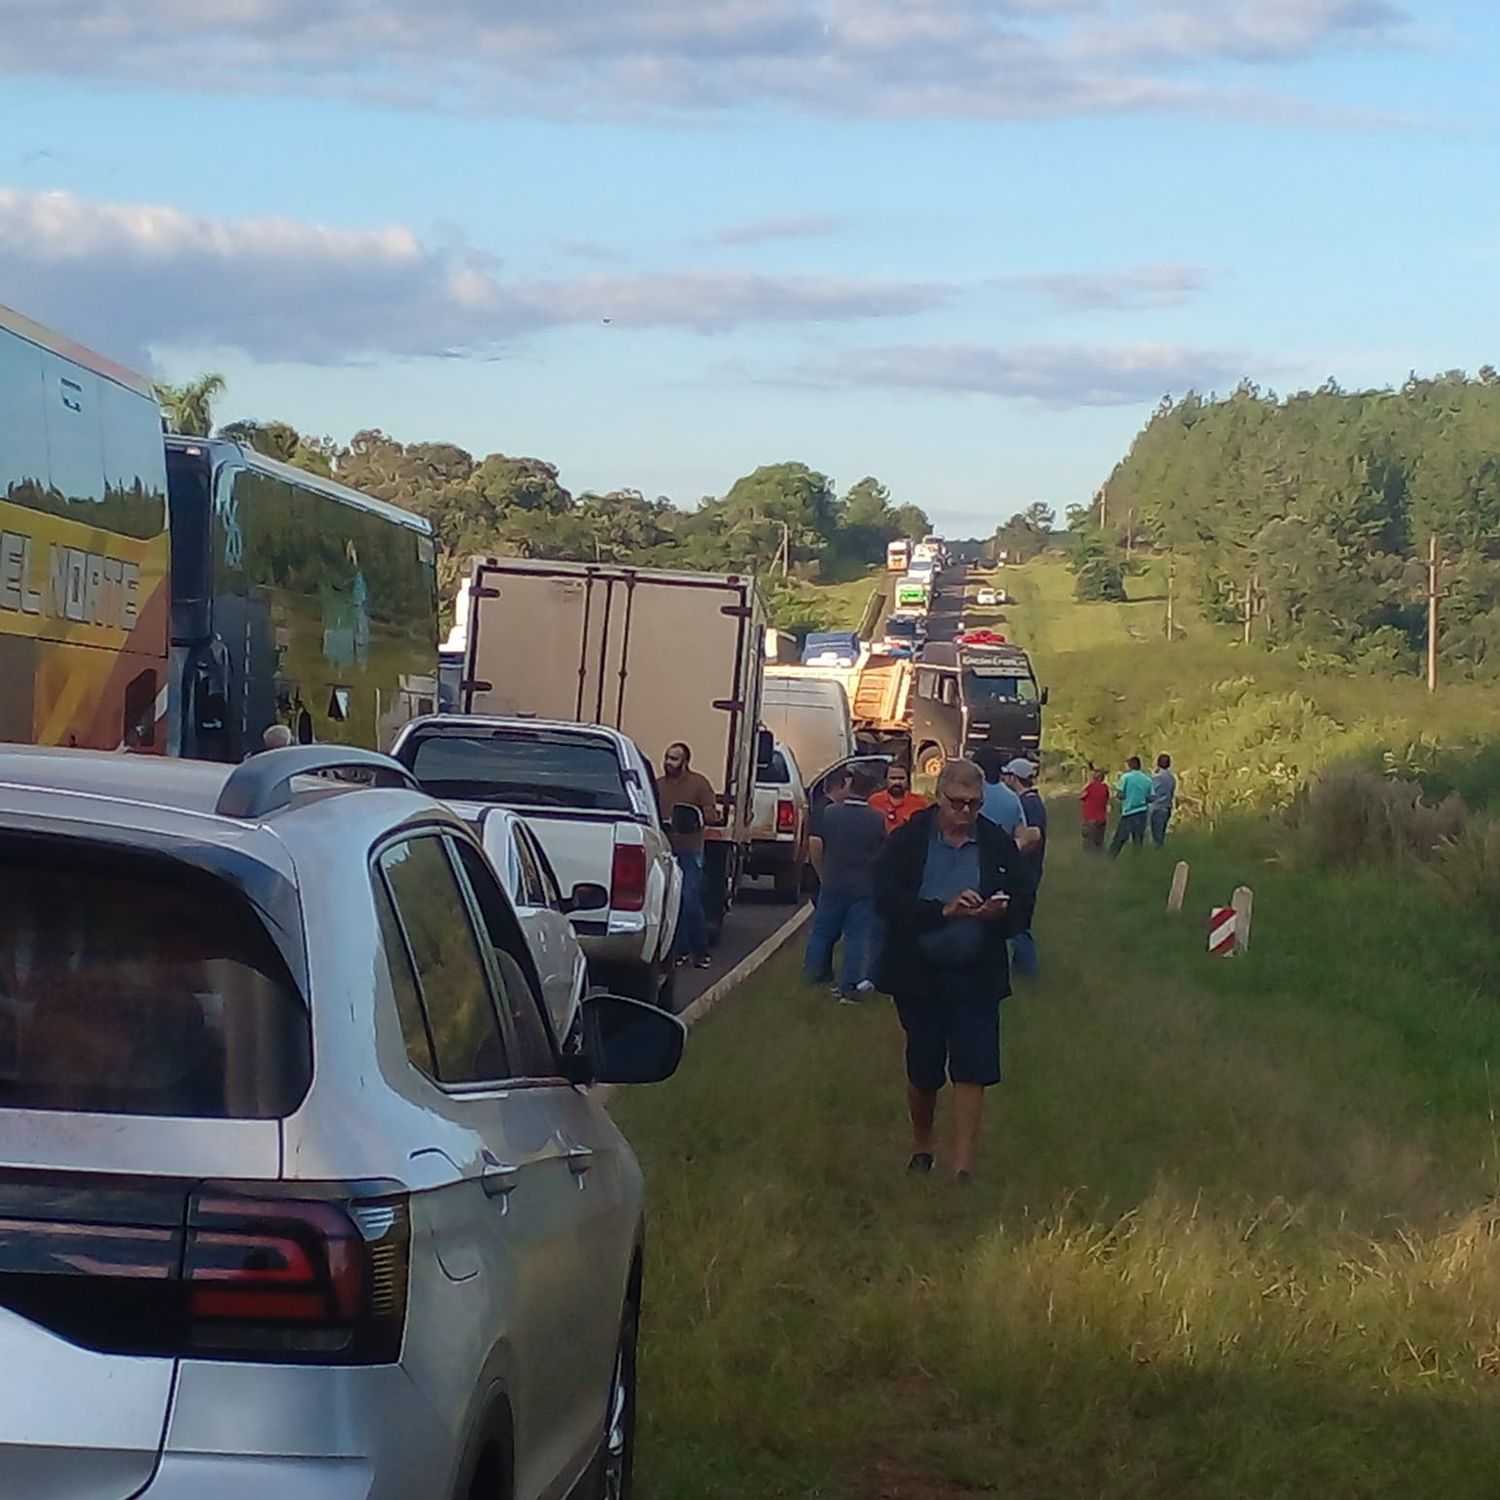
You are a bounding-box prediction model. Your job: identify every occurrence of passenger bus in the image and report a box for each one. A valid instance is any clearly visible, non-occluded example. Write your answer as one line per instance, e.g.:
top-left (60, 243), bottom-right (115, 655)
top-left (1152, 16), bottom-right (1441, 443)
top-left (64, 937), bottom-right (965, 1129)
top-left (165, 438), bottom-right (439, 761)
top-left (886, 538), bottom-right (910, 573)
top-left (0, 304), bottom-right (172, 752)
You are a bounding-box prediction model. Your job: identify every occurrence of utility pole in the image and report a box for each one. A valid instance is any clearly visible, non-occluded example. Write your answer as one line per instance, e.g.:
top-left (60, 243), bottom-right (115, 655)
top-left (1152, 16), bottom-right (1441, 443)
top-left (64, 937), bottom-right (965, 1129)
top-left (777, 520), bottom-right (790, 577)
top-left (1243, 573), bottom-right (1255, 645)
top-left (1427, 533), bottom-right (1440, 693)
top-left (1099, 487), bottom-right (1107, 531)
top-left (1126, 507), bottom-right (1134, 560)
top-left (1165, 554), bottom-right (1176, 641)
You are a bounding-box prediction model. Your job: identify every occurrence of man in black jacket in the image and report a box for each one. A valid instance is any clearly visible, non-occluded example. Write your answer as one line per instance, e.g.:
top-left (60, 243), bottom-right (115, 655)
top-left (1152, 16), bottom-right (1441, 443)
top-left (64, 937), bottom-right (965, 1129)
top-left (874, 757), bottom-right (1035, 1179)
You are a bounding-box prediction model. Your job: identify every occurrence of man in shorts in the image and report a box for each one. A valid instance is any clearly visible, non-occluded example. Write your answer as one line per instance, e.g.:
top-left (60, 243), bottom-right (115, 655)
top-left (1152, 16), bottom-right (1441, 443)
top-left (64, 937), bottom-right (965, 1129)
top-left (873, 758), bottom-right (1034, 1180)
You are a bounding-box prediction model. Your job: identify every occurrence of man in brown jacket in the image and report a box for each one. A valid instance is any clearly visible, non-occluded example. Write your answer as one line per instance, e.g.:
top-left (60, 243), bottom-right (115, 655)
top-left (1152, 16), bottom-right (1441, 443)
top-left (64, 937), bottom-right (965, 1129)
top-left (655, 742), bottom-right (718, 969)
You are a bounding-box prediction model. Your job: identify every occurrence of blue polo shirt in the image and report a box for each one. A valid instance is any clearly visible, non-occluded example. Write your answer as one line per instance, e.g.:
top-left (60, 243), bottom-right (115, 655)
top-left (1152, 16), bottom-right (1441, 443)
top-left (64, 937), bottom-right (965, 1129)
top-left (981, 779), bottom-right (1025, 834)
top-left (917, 825), bottom-right (985, 968)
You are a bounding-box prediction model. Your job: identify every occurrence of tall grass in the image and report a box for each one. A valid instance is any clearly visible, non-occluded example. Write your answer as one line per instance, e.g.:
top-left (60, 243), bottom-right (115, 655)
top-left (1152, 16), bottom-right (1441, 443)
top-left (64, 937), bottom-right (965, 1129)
top-left (608, 556), bottom-right (1500, 1498)
top-left (617, 814), bottom-right (1500, 1498)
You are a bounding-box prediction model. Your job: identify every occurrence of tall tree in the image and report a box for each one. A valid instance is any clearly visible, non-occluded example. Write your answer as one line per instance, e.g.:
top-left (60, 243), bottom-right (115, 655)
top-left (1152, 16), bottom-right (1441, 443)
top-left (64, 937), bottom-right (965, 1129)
top-left (156, 373), bottom-right (226, 437)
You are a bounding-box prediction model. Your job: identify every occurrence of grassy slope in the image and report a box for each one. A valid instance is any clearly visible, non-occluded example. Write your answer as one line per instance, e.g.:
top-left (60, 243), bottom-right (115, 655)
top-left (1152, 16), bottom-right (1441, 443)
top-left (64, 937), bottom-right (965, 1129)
top-left (985, 558), bottom-right (1500, 777)
top-left (615, 559), bottom-right (1500, 1499)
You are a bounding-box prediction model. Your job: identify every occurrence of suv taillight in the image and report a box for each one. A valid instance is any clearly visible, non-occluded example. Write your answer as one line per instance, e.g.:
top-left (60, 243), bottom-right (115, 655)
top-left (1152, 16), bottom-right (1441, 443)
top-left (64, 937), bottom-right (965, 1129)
top-left (185, 1191), bottom-right (408, 1362)
top-left (776, 799), bottom-right (796, 834)
top-left (611, 844), bottom-right (647, 912)
top-left (0, 1177), bottom-right (409, 1365)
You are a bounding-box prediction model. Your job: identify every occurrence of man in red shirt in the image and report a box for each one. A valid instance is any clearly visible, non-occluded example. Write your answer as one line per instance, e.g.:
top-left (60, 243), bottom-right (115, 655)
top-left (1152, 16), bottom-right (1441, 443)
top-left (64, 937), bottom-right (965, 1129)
top-left (1080, 767), bottom-right (1110, 852)
top-left (869, 763), bottom-right (930, 834)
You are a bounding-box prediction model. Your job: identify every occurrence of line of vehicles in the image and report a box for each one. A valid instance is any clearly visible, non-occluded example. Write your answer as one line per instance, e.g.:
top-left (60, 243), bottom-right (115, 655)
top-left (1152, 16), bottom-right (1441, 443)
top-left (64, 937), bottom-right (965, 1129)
top-left (0, 303), bottom-right (1049, 1496)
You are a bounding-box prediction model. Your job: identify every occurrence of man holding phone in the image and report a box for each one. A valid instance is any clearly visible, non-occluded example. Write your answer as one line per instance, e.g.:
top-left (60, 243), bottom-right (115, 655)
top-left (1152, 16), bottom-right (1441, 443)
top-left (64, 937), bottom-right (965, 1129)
top-left (874, 758), bottom-right (1036, 1179)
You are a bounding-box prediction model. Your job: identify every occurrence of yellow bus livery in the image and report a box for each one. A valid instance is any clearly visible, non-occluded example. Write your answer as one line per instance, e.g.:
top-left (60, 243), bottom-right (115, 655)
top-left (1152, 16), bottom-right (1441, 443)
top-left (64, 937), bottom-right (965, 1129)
top-left (0, 303), bottom-right (171, 752)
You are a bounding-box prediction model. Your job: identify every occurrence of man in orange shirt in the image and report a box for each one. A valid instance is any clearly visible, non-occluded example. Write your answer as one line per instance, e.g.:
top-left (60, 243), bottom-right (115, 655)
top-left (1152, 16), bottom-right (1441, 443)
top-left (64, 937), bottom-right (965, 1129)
top-left (869, 762), bottom-right (930, 834)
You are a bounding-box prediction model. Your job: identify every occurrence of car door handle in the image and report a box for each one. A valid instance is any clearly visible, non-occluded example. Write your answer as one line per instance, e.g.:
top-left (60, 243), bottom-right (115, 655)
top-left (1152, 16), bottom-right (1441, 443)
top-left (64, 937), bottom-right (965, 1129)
top-left (565, 1144), bottom-right (595, 1185)
top-left (481, 1164), bottom-right (520, 1210)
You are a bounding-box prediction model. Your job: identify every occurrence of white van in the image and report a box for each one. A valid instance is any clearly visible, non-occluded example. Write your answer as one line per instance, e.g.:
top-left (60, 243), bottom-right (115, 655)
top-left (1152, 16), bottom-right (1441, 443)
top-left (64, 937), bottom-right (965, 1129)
top-left (761, 672), bottom-right (856, 785)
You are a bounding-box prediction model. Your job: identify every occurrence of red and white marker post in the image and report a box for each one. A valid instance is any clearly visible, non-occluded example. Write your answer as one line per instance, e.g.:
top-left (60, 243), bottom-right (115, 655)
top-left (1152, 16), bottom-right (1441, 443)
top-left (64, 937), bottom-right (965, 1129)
top-left (1207, 906), bottom-right (1238, 957)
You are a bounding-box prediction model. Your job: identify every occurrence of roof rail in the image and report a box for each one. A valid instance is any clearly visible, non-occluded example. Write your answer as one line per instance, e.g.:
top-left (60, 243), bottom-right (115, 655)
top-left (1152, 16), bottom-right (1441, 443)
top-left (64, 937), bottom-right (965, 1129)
top-left (215, 746), bottom-right (419, 820)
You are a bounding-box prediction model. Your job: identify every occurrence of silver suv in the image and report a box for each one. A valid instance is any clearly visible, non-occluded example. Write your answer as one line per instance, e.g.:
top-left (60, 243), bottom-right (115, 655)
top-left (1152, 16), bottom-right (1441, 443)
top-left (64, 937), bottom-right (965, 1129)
top-left (0, 744), bottom-right (683, 1500)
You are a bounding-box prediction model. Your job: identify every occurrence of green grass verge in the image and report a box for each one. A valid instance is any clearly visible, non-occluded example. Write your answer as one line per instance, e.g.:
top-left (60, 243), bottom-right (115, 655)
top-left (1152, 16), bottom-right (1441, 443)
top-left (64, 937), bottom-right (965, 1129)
top-left (615, 818), bottom-right (1500, 1498)
top-left (613, 557), bottom-right (1500, 1497)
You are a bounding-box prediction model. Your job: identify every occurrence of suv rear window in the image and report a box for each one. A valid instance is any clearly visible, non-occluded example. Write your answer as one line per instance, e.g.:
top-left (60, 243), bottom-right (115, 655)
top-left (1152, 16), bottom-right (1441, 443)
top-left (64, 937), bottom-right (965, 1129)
top-left (406, 732), bottom-right (631, 813)
top-left (0, 847), bottom-right (310, 1118)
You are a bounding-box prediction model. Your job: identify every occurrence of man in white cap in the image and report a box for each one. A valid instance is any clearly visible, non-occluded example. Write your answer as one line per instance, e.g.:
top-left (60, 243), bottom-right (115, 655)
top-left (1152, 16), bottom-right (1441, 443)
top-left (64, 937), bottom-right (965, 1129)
top-left (1001, 758), bottom-right (1045, 977)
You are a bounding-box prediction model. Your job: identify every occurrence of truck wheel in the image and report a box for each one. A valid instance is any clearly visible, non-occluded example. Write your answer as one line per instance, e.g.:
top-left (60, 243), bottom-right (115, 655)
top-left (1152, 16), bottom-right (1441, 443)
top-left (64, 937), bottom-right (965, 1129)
top-left (918, 745), bottom-right (946, 779)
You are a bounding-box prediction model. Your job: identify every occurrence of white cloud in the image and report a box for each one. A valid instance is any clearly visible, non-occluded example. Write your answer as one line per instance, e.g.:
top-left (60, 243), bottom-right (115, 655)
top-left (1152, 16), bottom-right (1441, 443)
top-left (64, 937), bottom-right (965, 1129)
top-left (0, 0), bottom-right (1417, 121)
top-left (802, 340), bottom-right (1253, 405)
top-left (0, 187), bottom-right (951, 365)
top-left (1008, 264), bottom-right (1208, 311)
top-left (704, 214), bottom-right (848, 247)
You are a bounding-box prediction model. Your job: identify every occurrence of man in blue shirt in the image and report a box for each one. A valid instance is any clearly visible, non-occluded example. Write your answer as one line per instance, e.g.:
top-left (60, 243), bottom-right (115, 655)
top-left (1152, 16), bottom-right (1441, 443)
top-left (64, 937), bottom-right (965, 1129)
top-left (1002, 758), bottom-right (1045, 977)
top-left (873, 759), bottom-right (1036, 1180)
top-left (1110, 755), bottom-right (1153, 855)
top-left (974, 746), bottom-right (1026, 835)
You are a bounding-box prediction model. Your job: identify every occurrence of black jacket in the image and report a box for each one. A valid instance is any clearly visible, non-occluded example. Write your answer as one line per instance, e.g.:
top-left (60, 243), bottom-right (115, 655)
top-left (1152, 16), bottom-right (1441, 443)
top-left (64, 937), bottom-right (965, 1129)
top-left (873, 805), bottom-right (1034, 1002)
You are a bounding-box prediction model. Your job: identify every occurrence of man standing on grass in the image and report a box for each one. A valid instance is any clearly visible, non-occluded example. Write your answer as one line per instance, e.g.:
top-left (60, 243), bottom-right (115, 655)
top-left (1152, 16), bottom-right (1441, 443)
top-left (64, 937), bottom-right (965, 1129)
top-left (1080, 767), bottom-right (1110, 852)
top-left (1110, 755), bottom-right (1153, 855)
top-left (869, 762), bottom-right (930, 833)
top-left (1001, 758), bottom-right (1045, 978)
top-left (803, 765), bottom-right (886, 1002)
top-left (974, 746), bottom-right (1027, 836)
top-left (656, 742), bottom-right (718, 970)
top-left (1149, 753), bottom-right (1177, 847)
top-left (874, 758), bottom-right (1034, 1181)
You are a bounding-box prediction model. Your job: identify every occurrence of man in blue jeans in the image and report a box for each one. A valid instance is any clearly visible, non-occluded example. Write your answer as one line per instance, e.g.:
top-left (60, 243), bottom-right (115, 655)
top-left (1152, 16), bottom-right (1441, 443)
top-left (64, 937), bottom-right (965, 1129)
top-left (655, 742), bottom-right (718, 969)
top-left (1149, 753), bottom-right (1177, 847)
top-left (804, 765), bottom-right (886, 1002)
top-left (1110, 755), bottom-right (1153, 854)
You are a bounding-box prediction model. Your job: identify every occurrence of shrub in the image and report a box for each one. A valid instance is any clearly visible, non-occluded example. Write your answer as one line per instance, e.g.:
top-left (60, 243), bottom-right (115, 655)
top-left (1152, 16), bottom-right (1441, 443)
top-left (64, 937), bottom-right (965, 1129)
top-left (1285, 764), bottom-right (1468, 870)
top-left (1425, 819), bottom-right (1500, 913)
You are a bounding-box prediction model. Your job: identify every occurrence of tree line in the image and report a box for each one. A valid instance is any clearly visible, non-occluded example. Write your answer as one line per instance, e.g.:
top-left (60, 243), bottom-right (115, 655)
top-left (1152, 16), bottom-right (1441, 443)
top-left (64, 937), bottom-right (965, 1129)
top-left (1079, 371), bottom-right (1500, 675)
top-left (155, 376), bottom-right (931, 630)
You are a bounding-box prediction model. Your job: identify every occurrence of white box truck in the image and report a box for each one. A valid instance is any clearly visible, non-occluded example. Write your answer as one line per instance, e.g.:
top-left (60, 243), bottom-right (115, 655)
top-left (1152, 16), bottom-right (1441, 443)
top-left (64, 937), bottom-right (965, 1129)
top-left (459, 555), bottom-right (768, 939)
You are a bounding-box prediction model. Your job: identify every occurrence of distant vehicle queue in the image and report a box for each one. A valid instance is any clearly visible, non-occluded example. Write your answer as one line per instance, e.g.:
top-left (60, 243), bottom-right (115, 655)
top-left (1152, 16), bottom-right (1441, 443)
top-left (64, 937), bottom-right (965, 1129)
top-left (1, 302), bottom-right (1046, 986)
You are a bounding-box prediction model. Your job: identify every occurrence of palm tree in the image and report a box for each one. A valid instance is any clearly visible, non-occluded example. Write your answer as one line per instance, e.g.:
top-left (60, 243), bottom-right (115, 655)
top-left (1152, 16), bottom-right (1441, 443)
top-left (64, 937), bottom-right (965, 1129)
top-left (155, 373), bottom-right (226, 437)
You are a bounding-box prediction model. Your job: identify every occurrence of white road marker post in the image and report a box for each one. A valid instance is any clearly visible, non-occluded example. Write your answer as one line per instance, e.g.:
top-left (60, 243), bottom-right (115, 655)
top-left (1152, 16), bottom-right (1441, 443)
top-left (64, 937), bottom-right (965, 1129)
top-left (1208, 906), bottom-right (1237, 958)
top-left (1232, 886), bottom-right (1254, 953)
top-left (1168, 860), bottom-right (1190, 913)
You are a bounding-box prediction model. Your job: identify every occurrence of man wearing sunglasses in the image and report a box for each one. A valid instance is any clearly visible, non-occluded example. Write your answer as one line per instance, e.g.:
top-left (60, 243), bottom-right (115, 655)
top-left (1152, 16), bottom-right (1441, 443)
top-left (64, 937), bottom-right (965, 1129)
top-left (873, 758), bottom-right (1039, 1180)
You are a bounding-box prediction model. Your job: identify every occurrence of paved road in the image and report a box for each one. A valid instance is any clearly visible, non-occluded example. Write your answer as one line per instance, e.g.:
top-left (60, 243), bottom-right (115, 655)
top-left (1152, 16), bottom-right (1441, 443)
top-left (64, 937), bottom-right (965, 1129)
top-left (670, 888), bottom-right (806, 1013)
top-left (926, 563), bottom-right (970, 640)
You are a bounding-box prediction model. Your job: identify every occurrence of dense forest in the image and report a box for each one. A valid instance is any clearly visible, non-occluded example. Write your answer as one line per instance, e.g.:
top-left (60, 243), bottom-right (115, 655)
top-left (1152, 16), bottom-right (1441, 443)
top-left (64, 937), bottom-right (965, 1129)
top-left (157, 379), bottom-right (930, 630)
top-left (1091, 372), bottom-right (1500, 676)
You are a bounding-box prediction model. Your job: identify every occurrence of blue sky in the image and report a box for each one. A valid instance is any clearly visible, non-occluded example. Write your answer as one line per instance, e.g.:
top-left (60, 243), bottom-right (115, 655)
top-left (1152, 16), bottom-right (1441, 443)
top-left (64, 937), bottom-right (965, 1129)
top-left (0, 0), bottom-right (1492, 535)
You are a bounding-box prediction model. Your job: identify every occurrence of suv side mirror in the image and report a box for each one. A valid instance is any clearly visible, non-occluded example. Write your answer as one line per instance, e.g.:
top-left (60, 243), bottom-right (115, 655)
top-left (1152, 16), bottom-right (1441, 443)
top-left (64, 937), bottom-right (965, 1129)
top-left (564, 881), bottom-right (609, 914)
top-left (1040, 687), bottom-right (1050, 706)
top-left (671, 804), bottom-right (704, 836)
top-left (565, 993), bottom-right (685, 1086)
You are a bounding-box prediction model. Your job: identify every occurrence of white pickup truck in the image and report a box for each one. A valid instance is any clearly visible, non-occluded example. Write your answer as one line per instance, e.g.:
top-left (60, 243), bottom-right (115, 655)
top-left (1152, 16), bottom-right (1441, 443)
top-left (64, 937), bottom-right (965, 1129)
top-left (392, 715), bottom-right (682, 1007)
